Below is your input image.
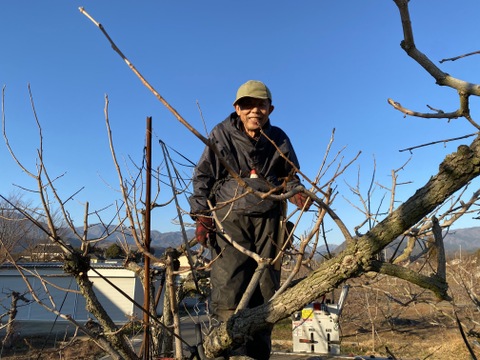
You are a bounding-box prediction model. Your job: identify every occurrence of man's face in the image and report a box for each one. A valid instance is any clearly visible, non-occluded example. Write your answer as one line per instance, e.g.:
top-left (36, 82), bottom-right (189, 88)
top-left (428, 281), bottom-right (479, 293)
top-left (234, 97), bottom-right (274, 138)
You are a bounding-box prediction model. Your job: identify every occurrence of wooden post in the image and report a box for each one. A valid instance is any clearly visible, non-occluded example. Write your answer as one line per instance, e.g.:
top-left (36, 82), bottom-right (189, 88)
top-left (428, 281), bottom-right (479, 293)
top-left (142, 116), bottom-right (152, 359)
top-left (166, 248), bottom-right (183, 358)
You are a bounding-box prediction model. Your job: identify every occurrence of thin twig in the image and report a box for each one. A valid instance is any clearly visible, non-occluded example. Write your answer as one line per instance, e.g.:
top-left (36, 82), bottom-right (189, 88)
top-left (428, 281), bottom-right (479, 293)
top-left (399, 133), bottom-right (477, 153)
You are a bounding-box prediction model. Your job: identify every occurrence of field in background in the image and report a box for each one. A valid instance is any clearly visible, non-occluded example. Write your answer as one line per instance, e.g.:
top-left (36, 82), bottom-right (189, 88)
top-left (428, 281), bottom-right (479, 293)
top-left (3, 253), bottom-right (480, 359)
top-left (273, 252), bottom-right (480, 359)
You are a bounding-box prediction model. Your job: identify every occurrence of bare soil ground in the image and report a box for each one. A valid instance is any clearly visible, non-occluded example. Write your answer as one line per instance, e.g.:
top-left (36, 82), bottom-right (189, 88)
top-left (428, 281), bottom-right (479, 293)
top-left (0, 336), bottom-right (104, 359)
top-left (272, 255), bottom-right (480, 360)
top-left (4, 299), bottom-right (475, 360)
top-left (2, 326), bottom-right (474, 360)
top-left (3, 255), bottom-right (480, 359)
top-left (271, 308), bottom-right (477, 360)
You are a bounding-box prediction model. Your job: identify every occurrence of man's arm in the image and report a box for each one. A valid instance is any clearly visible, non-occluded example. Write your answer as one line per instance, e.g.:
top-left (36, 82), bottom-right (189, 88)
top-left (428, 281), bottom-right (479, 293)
top-left (189, 144), bottom-right (218, 217)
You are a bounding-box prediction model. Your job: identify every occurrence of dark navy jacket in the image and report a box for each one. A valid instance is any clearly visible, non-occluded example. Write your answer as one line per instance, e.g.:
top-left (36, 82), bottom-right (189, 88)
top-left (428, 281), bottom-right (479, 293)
top-left (189, 112), bottom-right (302, 217)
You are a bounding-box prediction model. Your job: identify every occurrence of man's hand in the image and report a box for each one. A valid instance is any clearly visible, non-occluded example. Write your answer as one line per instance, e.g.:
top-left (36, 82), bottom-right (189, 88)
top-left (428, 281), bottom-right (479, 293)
top-left (289, 193), bottom-right (312, 211)
top-left (195, 216), bottom-right (215, 246)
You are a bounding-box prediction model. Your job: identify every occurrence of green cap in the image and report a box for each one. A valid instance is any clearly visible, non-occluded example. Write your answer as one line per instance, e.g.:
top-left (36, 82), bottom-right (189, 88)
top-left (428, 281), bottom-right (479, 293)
top-left (233, 80), bottom-right (272, 105)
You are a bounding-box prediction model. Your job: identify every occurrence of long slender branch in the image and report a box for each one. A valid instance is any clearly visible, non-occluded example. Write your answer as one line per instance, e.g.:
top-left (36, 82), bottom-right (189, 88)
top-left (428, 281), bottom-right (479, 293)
top-left (79, 8), bottom-right (355, 246)
top-left (391, 0), bottom-right (480, 130)
top-left (440, 49), bottom-right (480, 63)
top-left (205, 134), bottom-right (480, 356)
top-left (2, 86), bottom-right (36, 178)
top-left (387, 98), bottom-right (463, 119)
top-left (398, 133), bottom-right (477, 153)
top-left (79, 7), bottom-right (208, 146)
top-left (103, 95), bottom-right (159, 263)
top-left (160, 141), bottom-right (202, 296)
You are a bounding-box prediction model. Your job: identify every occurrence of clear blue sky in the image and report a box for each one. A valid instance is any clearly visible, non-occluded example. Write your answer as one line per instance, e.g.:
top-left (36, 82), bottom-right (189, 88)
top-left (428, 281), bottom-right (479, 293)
top-left (2, 1), bottom-right (480, 244)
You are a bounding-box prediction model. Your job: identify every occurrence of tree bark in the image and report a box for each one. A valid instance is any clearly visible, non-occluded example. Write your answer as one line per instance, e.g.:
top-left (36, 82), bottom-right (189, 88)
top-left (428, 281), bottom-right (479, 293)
top-left (64, 252), bottom-right (140, 360)
top-left (203, 137), bottom-right (480, 357)
top-left (2, 291), bottom-right (24, 349)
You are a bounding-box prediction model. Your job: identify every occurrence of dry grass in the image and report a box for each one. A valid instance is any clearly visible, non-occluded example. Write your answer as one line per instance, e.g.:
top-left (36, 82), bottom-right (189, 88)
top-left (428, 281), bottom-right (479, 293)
top-left (271, 302), bottom-right (479, 359)
top-left (339, 324), bottom-right (474, 359)
top-left (271, 253), bottom-right (480, 359)
top-left (4, 255), bottom-right (480, 359)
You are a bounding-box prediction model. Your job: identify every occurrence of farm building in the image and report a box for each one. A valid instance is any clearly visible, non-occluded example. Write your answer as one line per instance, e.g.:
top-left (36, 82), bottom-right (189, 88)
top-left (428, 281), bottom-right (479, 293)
top-left (0, 262), bottom-right (162, 324)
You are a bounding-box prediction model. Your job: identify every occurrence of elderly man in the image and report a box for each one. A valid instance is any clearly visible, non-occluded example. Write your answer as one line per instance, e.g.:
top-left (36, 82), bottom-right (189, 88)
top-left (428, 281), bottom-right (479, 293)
top-left (189, 80), bottom-right (309, 359)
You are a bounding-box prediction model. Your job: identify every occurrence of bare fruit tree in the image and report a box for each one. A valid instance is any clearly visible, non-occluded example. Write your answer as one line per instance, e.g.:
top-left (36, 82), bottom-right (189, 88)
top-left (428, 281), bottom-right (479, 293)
top-left (77, 2), bottom-right (480, 357)
top-left (0, 195), bottom-right (43, 265)
top-left (2, 1), bottom-right (480, 359)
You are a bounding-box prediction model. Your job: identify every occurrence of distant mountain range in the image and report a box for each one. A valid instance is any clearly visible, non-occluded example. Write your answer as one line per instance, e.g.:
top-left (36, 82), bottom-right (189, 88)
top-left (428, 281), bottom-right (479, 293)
top-left (61, 224), bottom-right (195, 253)
top-left (332, 226), bottom-right (480, 257)
top-left (387, 226), bottom-right (480, 255)
top-left (19, 223), bottom-right (480, 257)
top-left (443, 226), bottom-right (480, 254)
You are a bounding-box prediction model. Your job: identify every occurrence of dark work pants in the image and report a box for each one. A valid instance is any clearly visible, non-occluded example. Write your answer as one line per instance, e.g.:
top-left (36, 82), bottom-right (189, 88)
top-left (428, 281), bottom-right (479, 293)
top-left (209, 208), bottom-right (281, 360)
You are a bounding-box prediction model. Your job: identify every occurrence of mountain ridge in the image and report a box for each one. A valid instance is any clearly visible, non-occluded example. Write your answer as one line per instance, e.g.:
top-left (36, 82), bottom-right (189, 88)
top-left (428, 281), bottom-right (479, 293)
top-left (44, 224), bottom-right (480, 255)
top-left (62, 223), bottom-right (195, 250)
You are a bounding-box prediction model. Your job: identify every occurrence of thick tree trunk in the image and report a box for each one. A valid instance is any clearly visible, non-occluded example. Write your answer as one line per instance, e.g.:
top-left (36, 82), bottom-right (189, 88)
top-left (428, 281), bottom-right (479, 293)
top-left (2, 291), bottom-right (23, 349)
top-left (203, 137), bottom-right (480, 357)
top-left (64, 252), bottom-right (140, 360)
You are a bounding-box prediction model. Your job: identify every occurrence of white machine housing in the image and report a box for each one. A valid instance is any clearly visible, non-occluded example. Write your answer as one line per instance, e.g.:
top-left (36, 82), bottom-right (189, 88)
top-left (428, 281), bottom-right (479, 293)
top-left (292, 285), bottom-right (349, 355)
